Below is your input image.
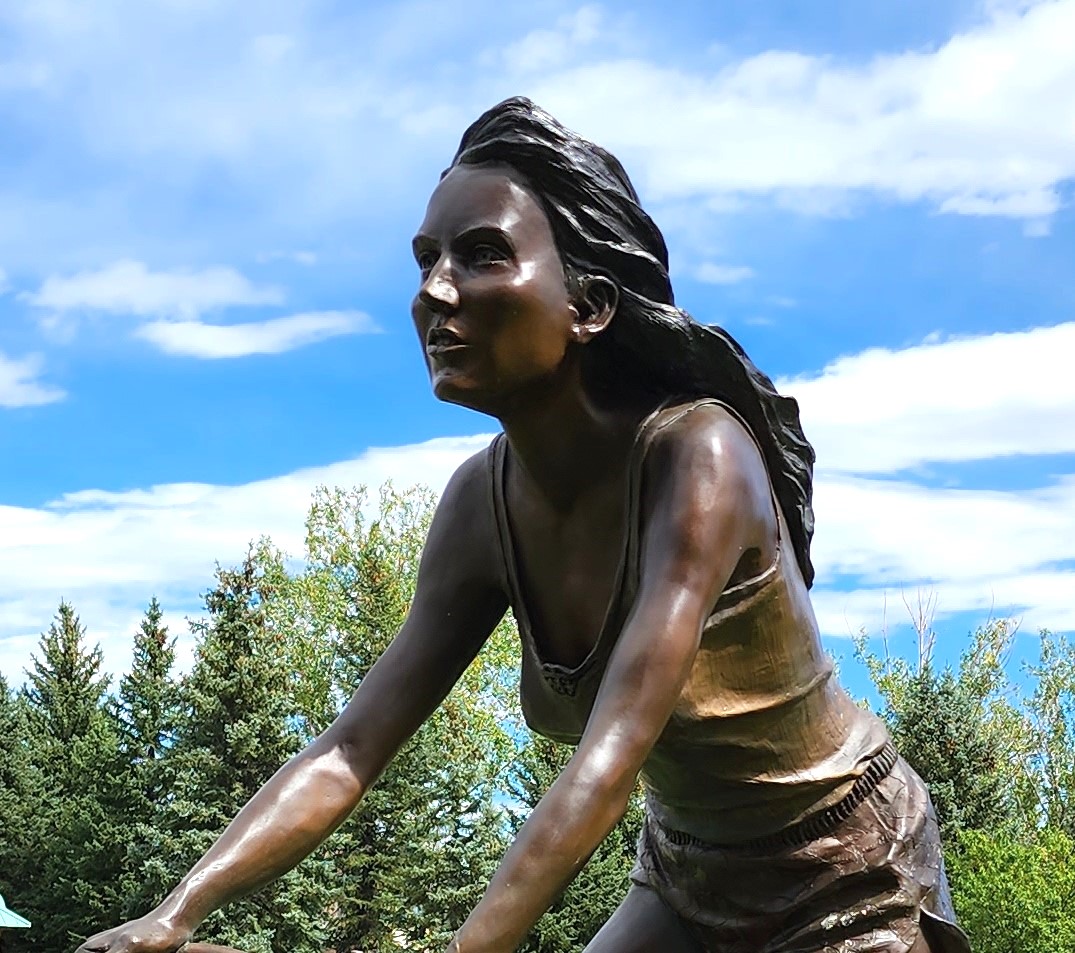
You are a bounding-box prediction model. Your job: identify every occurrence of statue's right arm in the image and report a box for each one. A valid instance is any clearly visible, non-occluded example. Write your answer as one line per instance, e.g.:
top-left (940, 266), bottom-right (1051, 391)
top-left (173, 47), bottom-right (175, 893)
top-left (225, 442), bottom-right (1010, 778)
top-left (76, 450), bottom-right (509, 953)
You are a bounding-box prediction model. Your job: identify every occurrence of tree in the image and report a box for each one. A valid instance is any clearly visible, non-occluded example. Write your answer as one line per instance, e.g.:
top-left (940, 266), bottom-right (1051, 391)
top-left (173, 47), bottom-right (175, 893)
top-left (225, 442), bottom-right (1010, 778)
top-left (135, 556), bottom-right (330, 953)
top-left (1023, 630), bottom-right (1075, 835)
top-left (260, 484), bottom-right (517, 952)
top-left (18, 603), bottom-right (126, 952)
top-left (24, 601), bottom-right (109, 746)
top-left (509, 733), bottom-right (645, 953)
top-left (0, 676), bottom-right (42, 953)
top-left (115, 597), bottom-right (181, 770)
top-left (948, 826), bottom-right (1075, 953)
top-left (112, 599), bottom-right (184, 921)
top-left (855, 617), bottom-right (1027, 842)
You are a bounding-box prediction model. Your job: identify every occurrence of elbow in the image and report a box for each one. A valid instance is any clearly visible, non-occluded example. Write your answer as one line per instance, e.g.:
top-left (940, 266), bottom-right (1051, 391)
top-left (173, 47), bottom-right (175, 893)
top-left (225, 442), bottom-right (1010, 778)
top-left (569, 741), bottom-right (645, 818)
top-left (295, 729), bottom-right (368, 808)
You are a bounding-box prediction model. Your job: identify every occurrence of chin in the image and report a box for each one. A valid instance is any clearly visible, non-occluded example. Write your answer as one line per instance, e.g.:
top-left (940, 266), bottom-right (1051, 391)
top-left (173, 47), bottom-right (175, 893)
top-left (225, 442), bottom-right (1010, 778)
top-left (430, 373), bottom-right (497, 416)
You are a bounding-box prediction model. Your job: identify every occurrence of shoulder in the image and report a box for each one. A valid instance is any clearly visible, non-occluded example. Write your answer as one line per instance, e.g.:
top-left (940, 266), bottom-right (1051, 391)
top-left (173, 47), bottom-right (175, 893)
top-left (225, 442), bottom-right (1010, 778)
top-left (417, 440), bottom-right (504, 594)
top-left (639, 401), bottom-right (776, 567)
top-left (645, 401), bottom-right (771, 506)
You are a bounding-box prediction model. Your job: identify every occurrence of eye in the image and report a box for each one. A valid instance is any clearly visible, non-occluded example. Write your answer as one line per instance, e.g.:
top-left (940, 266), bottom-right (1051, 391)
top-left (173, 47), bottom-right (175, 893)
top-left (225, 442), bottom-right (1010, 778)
top-left (415, 249), bottom-right (439, 274)
top-left (470, 243), bottom-right (509, 267)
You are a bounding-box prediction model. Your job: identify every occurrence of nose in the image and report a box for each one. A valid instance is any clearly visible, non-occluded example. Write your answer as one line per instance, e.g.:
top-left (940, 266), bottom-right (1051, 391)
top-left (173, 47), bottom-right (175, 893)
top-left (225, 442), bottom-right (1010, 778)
top-left (418, 257), bottom-right (459, 315)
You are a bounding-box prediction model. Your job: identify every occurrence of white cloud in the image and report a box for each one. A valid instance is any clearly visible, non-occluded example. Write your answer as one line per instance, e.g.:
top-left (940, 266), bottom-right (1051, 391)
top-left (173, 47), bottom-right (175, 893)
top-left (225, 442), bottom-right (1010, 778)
top-left (812, 474), bottom-right (1075, 585)
top-left (781, 320), bottom-right (1075, 638)
top-left (695, 263), bottom-right (755, 285)
top-left (526, 0), bottom-right (1075, 221)
top-left (0, 433), bottom-right (493, 683)
top-left (781, 321), bottom-right (1075, 473)
top-left (494, 6), bottom-right (604, 73)
top-left (0, 351), bottom-right (64, 407)
top-left (3, 0), bottom-right (1072, 253)
top-left (0, 267), bottom-right (8, 294)
top-left (3, 321), bottom-right (1075, 679)
top-left (256, 250), bottom-right (318, 266)
top-left (25, 259), bottom-right (283, 320)
top-left (135, 310), bottom-right (377, 358)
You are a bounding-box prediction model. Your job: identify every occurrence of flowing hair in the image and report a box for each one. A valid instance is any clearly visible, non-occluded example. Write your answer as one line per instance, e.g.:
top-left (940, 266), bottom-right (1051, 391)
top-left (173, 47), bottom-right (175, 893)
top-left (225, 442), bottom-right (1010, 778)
top-left (448, 97), bottom-right (818, 588)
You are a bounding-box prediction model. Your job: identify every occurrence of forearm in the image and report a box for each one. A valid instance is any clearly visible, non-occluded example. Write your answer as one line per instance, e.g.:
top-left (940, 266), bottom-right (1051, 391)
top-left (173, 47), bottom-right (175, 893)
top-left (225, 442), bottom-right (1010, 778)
top-left (154, 736), bottom-right (366, 933)
top-left (449, 756), bottom-right (637, 953)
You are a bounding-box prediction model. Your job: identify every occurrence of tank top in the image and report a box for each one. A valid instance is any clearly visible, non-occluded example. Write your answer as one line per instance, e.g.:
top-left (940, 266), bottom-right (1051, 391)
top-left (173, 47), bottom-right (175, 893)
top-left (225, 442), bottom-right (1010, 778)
top-left (488, 398), bottom-right (891, 843)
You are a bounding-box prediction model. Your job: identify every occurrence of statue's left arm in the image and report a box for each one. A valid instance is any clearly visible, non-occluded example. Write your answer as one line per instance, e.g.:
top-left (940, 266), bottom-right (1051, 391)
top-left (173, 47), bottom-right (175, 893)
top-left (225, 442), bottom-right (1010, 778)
top-left (448, 405), bottom-right (776, 953)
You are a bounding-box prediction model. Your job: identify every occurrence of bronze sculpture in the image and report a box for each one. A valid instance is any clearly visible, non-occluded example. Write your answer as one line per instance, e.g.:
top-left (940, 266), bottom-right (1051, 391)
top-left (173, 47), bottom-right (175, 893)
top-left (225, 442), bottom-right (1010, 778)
top-left (77, 99), bottom-right (970, 953)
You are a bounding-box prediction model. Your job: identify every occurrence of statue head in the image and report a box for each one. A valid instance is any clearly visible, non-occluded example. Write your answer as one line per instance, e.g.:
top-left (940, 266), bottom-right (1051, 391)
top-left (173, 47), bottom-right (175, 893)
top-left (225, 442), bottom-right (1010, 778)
top-left (443, 97), bottom-right (819, 588)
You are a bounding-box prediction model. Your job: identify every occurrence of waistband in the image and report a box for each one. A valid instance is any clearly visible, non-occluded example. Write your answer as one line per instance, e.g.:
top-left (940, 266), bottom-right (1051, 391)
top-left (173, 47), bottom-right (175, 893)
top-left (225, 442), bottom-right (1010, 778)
top-left (657, 741), bottom-right (900, 853)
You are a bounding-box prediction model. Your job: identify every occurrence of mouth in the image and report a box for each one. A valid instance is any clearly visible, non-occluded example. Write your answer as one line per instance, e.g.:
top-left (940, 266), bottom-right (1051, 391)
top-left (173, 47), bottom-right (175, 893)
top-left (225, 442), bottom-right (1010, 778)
top-left (426, 326), bottom-right (468, 355)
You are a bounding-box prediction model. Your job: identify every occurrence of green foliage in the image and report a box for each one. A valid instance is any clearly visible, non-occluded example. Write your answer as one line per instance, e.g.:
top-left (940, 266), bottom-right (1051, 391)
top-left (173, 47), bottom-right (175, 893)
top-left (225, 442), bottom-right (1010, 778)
top-left (948, 826), bottom-right (1075, 953)
top-left (509, 733), bottom-right (644, 953)
top-left (856, 614), bottom-right (1075, 951)
top-left (110, 600), bottom-right (184, 921)
top-left (141, 554), bottom-right (330, 953)
top-left (855, 618), bottom-right (1025, 841)
top-left (262, 484), bottom-right (517, 952)
top-left (9, 603), bottom-right (127, 952)
top-left (0, 677), bottom-right (40, 951)
top-left (24, 602), bottom-right (109, 745)
top-left (1023, 630), bottom-right (1075, 835)
top-left (115, 597), bottom-right (181, 769)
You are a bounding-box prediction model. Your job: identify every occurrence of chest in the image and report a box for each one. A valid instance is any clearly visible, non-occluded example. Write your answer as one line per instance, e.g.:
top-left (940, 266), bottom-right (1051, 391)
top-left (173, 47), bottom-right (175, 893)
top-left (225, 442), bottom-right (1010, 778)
top-left (505, 473), bottom-right (633, 670)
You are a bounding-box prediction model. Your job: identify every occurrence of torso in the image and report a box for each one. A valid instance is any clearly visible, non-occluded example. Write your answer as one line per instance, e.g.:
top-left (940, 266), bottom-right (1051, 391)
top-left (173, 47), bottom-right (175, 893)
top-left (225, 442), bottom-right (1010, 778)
top-left (489, 399), bottom-right (891, 843)
top-left (501, 399), bottom-right (775, 671)
top-left (503, 453), bottom-right (632, 671)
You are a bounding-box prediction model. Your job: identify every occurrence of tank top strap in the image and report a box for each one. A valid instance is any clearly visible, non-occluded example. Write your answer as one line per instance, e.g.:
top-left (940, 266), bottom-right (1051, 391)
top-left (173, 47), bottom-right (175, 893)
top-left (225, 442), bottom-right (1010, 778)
top-left (487, 433), bottom-right (513, 602)
top-left (621, 397), bottom-right (784, 606)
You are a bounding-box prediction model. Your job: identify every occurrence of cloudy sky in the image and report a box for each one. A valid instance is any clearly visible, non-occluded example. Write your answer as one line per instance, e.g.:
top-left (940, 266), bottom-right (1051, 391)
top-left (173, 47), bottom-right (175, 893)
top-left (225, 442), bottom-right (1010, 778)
top-left (2, 0), bottom-right (1073, 684)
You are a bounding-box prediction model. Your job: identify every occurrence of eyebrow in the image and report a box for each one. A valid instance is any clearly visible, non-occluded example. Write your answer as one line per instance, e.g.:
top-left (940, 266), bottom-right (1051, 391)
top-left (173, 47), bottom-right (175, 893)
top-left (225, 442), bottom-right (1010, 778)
top-left (411, 224), bottom-right (514, 254)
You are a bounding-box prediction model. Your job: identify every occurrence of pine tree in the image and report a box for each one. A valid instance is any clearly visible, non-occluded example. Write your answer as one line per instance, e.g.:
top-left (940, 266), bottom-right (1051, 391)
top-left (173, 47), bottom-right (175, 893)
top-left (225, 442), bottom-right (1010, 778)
top-left (24, 601), bottom-right (109, 745)
top-left (116, 597), bottom-right (180, 770)
top-left (19, 602), bottom-right (126, 952)
top-left (263, 485), bottom-right (515, 953)
top-left (509, 733), bottom-right (645, 953)
top-left (137, 555), bottom-right (329, 953)
top-left (112, 599), bottom-right (183, 921)
top-left (855, 619), bottom-right (1023, 843)
top-left (0, 676), bottom-right (43, 953)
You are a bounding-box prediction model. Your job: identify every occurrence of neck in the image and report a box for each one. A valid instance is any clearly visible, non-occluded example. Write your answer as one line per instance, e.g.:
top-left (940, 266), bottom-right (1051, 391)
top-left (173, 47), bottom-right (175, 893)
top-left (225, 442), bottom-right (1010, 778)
top-left (497, 373), bottom-right (649, 512)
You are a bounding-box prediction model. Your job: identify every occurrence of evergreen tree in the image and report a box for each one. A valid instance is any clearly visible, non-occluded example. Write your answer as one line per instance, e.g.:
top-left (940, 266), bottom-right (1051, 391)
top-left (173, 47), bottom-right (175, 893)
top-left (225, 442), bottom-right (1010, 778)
top-left (508, 733), bottom-right (644, 953)
top-left (884, 664), bottom-right (1010, 840)
top-left (263, 485), bottom-right (516, 952)
top-left (0, 677), bottom-right (42, 953)
top-left (137, 555), bottom-right (329, 953)
top-left (112, 599), bottom-right (183, 921)
top-left (116, 597), bottom-right (180, 769)
top-left (24, 601), bottom-right (108, 745)
top-left (856, 619), bottom-right (1023, 842)
top-left (18, 603), bottom-right (126, 952)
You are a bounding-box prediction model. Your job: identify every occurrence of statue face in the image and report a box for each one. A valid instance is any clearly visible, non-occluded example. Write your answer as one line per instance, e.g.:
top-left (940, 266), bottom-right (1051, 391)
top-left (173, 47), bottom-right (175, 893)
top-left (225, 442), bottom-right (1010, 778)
top-left (411, 164), bottom-right (577, 414)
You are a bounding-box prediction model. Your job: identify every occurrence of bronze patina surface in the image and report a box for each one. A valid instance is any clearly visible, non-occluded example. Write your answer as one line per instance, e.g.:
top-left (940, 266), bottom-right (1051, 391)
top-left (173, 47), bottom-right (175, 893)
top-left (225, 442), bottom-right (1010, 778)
top-left (77, 99), bottom-right (969, 953)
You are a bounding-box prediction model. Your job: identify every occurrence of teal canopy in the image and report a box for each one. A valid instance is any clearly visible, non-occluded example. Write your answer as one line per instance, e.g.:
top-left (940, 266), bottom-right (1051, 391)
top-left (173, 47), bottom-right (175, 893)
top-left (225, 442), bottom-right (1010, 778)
top-left (0, 894), bottom-right (30, 928)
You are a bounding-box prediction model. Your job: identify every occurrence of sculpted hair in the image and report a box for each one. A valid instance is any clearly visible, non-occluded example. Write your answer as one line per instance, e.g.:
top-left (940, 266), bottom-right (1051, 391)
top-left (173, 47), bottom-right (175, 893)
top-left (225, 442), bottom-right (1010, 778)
top-left (448, 97), bottom-right (818, 588)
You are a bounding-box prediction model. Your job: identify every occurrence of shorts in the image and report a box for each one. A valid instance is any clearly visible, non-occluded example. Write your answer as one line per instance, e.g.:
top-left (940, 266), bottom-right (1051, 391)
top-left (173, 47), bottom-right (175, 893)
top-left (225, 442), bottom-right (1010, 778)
top-left (631, 755), bottom-right (971, 952)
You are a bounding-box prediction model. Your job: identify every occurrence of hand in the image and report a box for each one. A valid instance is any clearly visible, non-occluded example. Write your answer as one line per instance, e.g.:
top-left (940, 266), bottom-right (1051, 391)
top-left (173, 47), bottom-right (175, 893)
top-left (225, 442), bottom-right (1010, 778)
top-left (74, 913), bottom-right (191, 953)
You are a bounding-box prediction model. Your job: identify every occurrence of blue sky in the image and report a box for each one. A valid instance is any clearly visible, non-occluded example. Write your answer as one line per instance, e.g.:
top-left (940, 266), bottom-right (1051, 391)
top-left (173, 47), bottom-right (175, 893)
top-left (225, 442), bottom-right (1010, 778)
top-left (1, 0), bottom-right (1073, 685)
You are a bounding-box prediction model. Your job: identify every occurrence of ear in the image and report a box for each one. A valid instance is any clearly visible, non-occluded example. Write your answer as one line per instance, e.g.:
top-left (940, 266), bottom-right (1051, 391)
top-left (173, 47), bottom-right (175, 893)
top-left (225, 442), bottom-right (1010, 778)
top-left (570, 275), bottom-right (619, 343)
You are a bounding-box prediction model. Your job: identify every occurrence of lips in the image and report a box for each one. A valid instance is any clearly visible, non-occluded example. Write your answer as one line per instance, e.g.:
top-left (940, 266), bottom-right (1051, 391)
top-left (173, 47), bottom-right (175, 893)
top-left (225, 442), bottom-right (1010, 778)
top-left (426, 326), bottom-right (468, 354)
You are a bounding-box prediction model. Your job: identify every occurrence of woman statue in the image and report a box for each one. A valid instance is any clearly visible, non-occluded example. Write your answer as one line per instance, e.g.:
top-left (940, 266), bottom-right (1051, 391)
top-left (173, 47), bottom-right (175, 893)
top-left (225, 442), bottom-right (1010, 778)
top-left (78, 98), bottom-right (970, 953)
